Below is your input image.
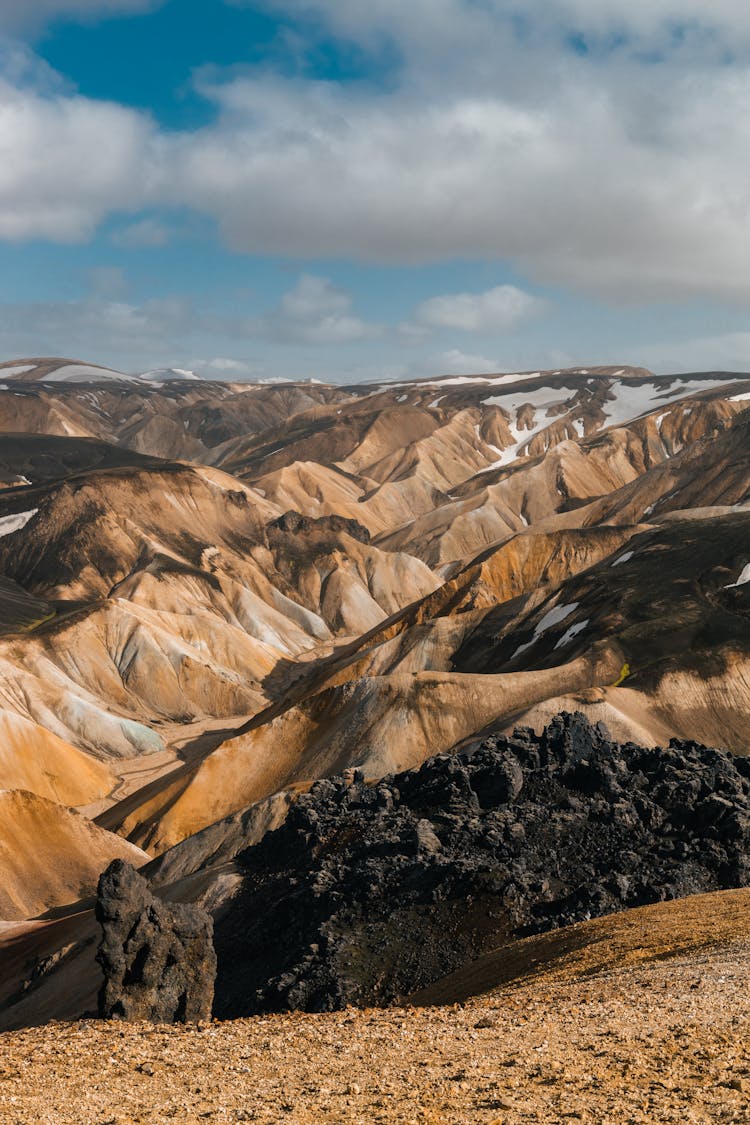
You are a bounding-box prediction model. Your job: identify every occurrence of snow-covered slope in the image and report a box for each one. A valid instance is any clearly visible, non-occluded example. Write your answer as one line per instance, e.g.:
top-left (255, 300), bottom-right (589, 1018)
top-left (0, 358), bottom-right (136, 383)
top-left (138, 367), bottom-right (200, 383)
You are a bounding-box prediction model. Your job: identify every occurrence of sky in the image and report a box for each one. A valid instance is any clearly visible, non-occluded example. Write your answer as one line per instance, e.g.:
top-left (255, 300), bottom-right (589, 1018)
top-left (1, 1), bottom-right (750, 380)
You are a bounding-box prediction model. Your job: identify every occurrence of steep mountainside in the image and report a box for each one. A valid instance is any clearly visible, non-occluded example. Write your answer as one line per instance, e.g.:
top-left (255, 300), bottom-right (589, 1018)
top-left (0, 357), bottom-right (749, 1029)
top-left (0, 789), bottom-right (148, 920)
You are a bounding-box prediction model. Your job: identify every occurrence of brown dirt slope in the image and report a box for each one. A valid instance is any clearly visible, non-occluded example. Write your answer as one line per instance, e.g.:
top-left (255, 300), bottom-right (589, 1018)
top-left (0, 791), bottom-right (148, 920)
top-left (0, 712), bottom-right (115, 807)
top-left (412, 884), bottom-right (750, 1004)
top-left (2, 889), bottom-right (750, 1123)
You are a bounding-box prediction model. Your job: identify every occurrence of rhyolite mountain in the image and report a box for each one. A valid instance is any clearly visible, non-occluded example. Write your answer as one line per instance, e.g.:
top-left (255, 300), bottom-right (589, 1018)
top-left (0, 358), bottom-right (748, 1027)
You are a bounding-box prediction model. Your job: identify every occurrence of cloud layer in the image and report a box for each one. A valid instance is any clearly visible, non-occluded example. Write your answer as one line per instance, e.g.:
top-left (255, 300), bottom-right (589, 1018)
top-left (0, 78), bottom-right (154, 240)
top-left (0, 0), bottom-right (162, 32)
top-left (3, 0), bottom-right (750, 308)
top-left (258, 274), bottom-right (381, 344)
top-left (415, 285), bottom-right (542, 333)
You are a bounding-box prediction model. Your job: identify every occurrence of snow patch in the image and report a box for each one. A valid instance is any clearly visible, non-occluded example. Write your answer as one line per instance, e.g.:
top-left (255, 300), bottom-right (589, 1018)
top-left (0, 508), bottom-right (38, 537)
top-left (383, 372), bottom-right (524, 392)
top-left (725, 563), bottom-right (750, 589)
top-left (601, 378), bottom-right (717, 429)
top-left (512, 601), bottom-right (579, 659)
top-left (44, 363), bottom-right (135, 383)
top-left (554, 619), bottom-right (589, 650)
top-left (0, 365), bottom-right (35, 378)
top-left (480, 384), bottom-right (573, 468)
top-left (140, 367), bottom-right (199, 382)
top-left (611, 550), bottom-right (634, 567)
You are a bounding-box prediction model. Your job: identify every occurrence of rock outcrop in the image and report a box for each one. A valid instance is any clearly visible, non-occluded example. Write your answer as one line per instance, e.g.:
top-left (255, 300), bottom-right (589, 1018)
top-left (96, 860), bottom-right (216, 1023)
top-left (213, 713), bottom-right (750, 1016)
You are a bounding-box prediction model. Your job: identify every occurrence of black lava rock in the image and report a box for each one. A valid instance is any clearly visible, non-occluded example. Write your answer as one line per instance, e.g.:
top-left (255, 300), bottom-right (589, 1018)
top-left (213, 712), bottom-right (750, 1017)
top-left (96, 860), bottom-right (216, 1023)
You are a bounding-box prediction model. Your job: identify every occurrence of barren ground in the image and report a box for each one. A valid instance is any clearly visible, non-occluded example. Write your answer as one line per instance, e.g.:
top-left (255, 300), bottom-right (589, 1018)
top-left (3, 891), bottom-right (750, 1124)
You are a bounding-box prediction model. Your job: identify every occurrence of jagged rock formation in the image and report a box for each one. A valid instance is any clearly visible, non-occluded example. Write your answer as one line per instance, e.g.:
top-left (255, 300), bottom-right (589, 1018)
top-left (96, 859), bottom-right (216, 1022)
top-left (213, 713), bottom-right (750, 1016)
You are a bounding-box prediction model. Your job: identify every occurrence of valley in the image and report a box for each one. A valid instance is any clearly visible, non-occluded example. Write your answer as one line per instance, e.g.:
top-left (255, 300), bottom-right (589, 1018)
top-left (0, 358), bottom-right (749, 1110)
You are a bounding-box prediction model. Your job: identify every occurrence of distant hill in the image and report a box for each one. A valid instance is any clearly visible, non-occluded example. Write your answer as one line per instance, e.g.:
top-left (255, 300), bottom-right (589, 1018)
top-left (0, 357), bottom-right (202, 384)
top-left (137, 367), bottom-right (200, 382)
top-left (0, 357), bottom-right (136, 383)
top-left (0, 357), bottom-right (749, 1033)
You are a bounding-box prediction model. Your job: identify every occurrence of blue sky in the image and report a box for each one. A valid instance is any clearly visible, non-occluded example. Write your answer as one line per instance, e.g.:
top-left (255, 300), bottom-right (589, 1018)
top-left (1, 0), bottom-right (750, 379)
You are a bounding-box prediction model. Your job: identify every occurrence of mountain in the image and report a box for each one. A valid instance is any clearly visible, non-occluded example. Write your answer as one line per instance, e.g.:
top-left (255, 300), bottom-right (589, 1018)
top-left (0, 357), bottom-right (137, 383)
top-left (0, 357), bottom-right (200, 384)
top-left (0, 357), bottom-right (749, 1031)
top-left (0, 789), bottom-right (148, 920)
top-left (137, 367), bottom-right (201, 382)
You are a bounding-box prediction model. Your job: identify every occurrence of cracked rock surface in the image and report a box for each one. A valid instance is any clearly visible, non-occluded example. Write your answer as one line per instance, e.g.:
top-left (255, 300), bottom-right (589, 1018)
top-left (96, 859), bottom-right (216, 1023)
top-left (214, 712), bottom-right (750, 1015)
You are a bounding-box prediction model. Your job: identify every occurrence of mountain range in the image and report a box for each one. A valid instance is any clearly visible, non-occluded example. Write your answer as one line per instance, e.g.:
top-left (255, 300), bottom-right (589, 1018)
top-left (0, 356), bottom-right (748, 1030)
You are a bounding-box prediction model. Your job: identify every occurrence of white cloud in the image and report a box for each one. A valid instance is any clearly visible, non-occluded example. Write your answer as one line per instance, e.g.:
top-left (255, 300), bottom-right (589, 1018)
top-left (5, 2), bottom-right (750, 307)
top-left (414, 285), bottom-right (542, 333)
top-left (87, 266), bottom-right (129, 298)
top-left (258, 274), bottom-right (381, 344)
top-left (279, 273), bottom-right (349, 321)
top-left (0, 79), bottom-right (155, 241)
top-left (190, 356), bottom-right (266, 379)
top-left (435, 348), bottom-right (500, 375)
top-left (0, 0), bottom-right (162, 31)
top-left (159, 68), bottom-right (750, 300)
top-left (0, 39), bottom-right (67, 92)
top-left (251, 1), bottom-right (750, 56)
top-left (0, 294), bottom-right (197, 361)
top-left (549, 0), bottom-right (750, 42)
top-left (112, 217), bottom-right (169, 248)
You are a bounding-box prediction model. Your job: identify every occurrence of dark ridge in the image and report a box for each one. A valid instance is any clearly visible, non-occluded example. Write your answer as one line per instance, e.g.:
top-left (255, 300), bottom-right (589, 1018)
top-left (213, 712), bottom-right (750, 1017)
top-left (269, 510), bottom-right (371, 543)
top-left (0, 434), bottom-right (166, 485)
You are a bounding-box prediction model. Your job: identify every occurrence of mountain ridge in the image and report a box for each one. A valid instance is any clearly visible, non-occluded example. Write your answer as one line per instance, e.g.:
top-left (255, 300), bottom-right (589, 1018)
top-left (0, 357), bottom-right (748, 1035)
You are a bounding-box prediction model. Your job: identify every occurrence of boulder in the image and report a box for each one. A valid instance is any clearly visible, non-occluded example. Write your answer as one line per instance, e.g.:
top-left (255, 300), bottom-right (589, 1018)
top-left (96, 859), bottom-right (216, 1023)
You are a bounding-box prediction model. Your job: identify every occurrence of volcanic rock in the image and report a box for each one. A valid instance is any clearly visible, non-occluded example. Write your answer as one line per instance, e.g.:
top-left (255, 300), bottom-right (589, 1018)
top-left (213, 712), bottom-right (750, 1016)
top-left (96, 859), bottom-right (216, 1023)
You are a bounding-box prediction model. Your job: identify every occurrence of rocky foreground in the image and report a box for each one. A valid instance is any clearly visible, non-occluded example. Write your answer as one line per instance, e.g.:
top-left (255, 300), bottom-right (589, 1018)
top-left (3, 889), bottom-right (750, 1124)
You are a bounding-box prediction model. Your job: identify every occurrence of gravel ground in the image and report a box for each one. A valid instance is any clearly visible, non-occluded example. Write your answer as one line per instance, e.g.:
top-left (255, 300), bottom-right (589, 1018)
top-left (2, 939), bottom-right (750, 1124)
